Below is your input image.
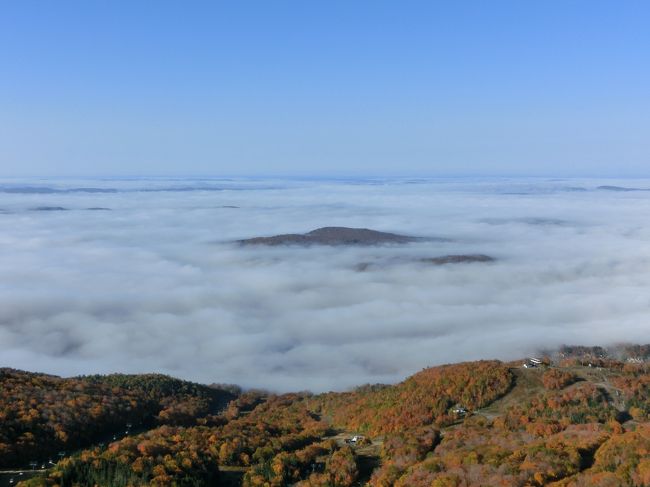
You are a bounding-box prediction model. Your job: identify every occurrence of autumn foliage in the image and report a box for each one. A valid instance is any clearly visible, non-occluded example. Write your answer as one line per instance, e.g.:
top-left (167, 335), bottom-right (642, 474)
top-left (542, 369), bottom-right (578, 390)
top-left (20, 426), bottom-right (222, 487)
top-left (5, 349), bottom-right (649, 487)
top-left (312, 360), bottom-right (513, 435)
top-left (0, 369), bottom-right (235, 468)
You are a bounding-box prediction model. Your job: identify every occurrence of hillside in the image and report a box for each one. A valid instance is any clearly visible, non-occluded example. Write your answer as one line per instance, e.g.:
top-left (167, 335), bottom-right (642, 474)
top-left (1, 345), bottom-right (648, 486)
top-left (0, 369), bottom-right (236, 470)
top-left (236, 227), bottom-right (420, 246)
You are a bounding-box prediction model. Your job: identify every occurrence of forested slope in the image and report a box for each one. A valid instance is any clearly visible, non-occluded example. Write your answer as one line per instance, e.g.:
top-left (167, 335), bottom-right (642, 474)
top-left (0, 369), bottom-right (236, 468)
top-left (2, 345), bottom-right (648, 486)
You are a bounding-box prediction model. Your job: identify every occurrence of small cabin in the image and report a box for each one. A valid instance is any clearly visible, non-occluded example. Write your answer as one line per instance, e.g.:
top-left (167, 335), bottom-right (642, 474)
top-left (523, 357), bottom-right (542, 368)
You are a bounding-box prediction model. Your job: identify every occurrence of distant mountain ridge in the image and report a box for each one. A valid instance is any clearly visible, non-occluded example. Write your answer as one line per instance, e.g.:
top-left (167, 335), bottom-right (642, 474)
top-left (597, 185), bottom-right (650, 192)
top-left (237, 226), bottom-right (423, 246)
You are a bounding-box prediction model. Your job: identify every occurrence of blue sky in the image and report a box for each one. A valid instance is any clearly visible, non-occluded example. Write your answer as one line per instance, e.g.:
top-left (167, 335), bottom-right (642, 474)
top-left (1, 1), bottom-right (649, 177)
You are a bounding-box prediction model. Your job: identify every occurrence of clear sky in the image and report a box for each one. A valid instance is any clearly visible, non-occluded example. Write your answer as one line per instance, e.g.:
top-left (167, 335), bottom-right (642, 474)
top-left (1, 1), bottom-right (649, 177)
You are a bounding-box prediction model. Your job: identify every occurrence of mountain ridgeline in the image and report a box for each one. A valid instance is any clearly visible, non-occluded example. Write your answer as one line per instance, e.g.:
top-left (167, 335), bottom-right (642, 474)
top-left (236, 226), bottom-right (423, 246)
top-left (1, 344), bottom-right (648, 486)
top-left (0, 369), bottom-right (236, 470)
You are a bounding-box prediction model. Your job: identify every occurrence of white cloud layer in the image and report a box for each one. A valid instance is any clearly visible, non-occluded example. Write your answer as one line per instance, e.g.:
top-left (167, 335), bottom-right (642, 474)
top-left (1, 177), bottom-right (649, 391)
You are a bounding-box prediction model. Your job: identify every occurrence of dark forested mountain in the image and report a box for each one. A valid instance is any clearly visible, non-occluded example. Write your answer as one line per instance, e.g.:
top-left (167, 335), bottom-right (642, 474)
top-left (2, 345), bottom-right (649, 486)
top-left (236, 227), bottom-right (420, 246)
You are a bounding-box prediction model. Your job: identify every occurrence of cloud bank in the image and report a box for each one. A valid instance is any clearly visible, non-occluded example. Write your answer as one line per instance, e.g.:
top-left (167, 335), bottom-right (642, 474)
top-left (1, 177), bottom-right (649, 391)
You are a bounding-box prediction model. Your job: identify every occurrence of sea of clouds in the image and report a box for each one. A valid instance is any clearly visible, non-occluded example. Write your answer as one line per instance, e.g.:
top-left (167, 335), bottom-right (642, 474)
top-left (1, 177), bottom-right (649, 391)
